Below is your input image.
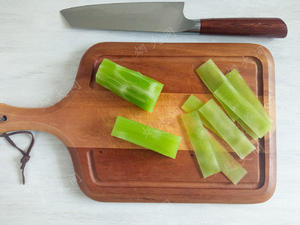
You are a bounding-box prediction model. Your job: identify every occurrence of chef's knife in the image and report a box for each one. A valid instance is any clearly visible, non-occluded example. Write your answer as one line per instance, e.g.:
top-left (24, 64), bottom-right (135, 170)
top-left (61, 2), bottom-right (287, 38)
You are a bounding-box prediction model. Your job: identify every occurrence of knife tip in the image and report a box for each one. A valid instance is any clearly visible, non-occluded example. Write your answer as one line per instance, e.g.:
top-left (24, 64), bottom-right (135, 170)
top-left (60, 8), bottom-right (71, 17)
top-left (60, 9), bottom-right (66, 15)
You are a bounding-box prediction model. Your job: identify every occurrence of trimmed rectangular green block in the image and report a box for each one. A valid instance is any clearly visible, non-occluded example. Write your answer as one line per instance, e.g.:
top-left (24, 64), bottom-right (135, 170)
top-left (96, 59), bottom-right (163, 112)
top-left (111, 116), bottom-right (181, 159)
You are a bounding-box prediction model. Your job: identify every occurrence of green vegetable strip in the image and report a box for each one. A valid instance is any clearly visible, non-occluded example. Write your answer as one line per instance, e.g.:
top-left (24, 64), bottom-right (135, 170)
top-left (208, 134), bottom-right (247, 184)
top-left (214, 96), bottom-right (239, 121)
top-left (181, 95), bottom-right (204, 112)
top-left (96, 59), bottom-right (163, 112)
top-left (181, 111), bottom-right (220, 178)
top-left (181, 96), bottom-right (247, 182)
top-left (181, 95), bottom-right (220, 137)
top-left (199, 99), bottom-right (255, 159)
top-left (214, 82), bottom-right (271, 138)
top-left (226, 69), bottom-right (270, 119)
top-left (216, 96), bottom-right (239, 121)
top-left (195, 59), bottom-right (239, 121)
top-left (195, 59), bottom-right (226, 93)
top-left (111, 116), bottom-right (181, 159)
top-left (225, 70), bottom-right (263, 139)
top-left (238, 119), bottom-right (259, 139)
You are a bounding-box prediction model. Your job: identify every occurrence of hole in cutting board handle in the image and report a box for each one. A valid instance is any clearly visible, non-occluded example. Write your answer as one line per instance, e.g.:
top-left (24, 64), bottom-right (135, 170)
top-left (0, 115), bottom-right (7, 122)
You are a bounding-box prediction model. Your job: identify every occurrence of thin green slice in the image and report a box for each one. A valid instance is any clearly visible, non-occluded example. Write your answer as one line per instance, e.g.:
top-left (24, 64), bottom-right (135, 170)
top-left (181, 95), bottom-right (204, 112)
top-left (111, 116), bottom-right (181, 159)
top-left (238, 119), bottom-right (259, 139)
top-left (96, 59), bottom-right (163, 112)
top-left (181, 97), bottom-right (247, 183)
top-left (214, 81), bottom-right (271, 138)
top-left (196, 59), bottom-right (226, 93)
top-left (181, 95), bottom-right (220, 137)
top-left (226, 69), bottom-right (270, 119)
top-left (195, 59), bottom-right (239, 121)
top-left (181, 111), bottom-right (220, 178)
top-left (208, 134), bottom-right (247, 184)
top-left (217, 97), bottom-right (240, 121)
top-left (199, 99), bottom-right (255, 159)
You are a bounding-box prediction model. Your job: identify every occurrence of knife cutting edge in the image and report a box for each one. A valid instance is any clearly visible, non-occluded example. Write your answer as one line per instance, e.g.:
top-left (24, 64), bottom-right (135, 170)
top-left (61, 2), bottom-right (287, 38)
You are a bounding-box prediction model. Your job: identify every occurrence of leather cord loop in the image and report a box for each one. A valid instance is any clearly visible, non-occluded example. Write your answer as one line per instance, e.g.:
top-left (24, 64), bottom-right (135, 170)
top-left (0, 131), bottom-right (35, 184)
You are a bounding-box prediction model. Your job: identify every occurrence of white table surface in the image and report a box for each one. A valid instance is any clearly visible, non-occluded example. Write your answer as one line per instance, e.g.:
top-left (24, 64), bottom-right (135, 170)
top-left (0, 0), bottom-right (299, 224)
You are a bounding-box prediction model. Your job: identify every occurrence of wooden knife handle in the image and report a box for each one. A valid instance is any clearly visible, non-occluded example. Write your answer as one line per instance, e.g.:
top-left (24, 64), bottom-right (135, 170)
top-left (199, 18), bottom-right (287, 38)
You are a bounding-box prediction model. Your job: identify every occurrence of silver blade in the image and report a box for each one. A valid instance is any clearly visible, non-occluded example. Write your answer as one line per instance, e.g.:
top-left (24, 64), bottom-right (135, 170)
top-left (61, 2), bottom-right (198, 32)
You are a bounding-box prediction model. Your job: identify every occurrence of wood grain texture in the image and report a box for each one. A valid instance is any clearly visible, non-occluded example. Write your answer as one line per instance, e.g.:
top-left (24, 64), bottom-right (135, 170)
top-left (0, 42), bottom-right (276, 203)
top-left (199, 18), bottom-right (287, 37)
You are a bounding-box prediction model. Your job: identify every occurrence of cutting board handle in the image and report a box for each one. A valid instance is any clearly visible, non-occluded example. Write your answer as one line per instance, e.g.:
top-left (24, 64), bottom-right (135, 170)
top-left (0, 103), bottom-right (53, 133)
top-left (199, 18), bottom-right (287, 38)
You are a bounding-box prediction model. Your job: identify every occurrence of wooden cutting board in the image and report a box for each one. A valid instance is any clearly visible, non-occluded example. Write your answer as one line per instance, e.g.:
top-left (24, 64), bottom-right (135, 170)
top-left (0, 43), bottom-right (276, 203)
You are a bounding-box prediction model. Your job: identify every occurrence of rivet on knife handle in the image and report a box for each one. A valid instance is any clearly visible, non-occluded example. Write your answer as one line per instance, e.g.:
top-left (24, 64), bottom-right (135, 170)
top-left (194, 18), bottom-right (287, 38)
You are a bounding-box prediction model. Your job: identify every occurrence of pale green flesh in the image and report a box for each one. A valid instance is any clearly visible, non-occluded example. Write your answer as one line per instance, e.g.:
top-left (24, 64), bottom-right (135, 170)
top-left (237, 119), bottom-right (259, 139)
top-left (198, 115), bottom-right (220, 137)
top-left (196, 59), bottom-right (270, 138)
top-left (217, 96), bottom-right (240, 121)
top-left (181, 95), bottom-right (220, 137)
top-left (214, 82), bottom-right (272, 138)
top-left (199, 99), bottom-right (255, 159)
top-left (181, 111), bottom-right (220, 178)
top-left (208, 134), bottom-right (247, 184)
top-left (196, 59), bottom-right (226, 93)
top-left (181, 95), bottom-right (204, 112)
top-left (195, 59), bottom-right (239, 121)
top-left (96, 59), bottom-right (163, 112)
top-left (111, 116), bottom-right (181, 159)
top-left (226, 69), bottom-right (270, 119)
top-left (181, 95), bottom-right (256, 140)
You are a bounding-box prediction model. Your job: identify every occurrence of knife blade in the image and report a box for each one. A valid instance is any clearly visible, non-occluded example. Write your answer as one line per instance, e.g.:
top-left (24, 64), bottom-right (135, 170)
top-left (61, 2), bottom-right (287, 38)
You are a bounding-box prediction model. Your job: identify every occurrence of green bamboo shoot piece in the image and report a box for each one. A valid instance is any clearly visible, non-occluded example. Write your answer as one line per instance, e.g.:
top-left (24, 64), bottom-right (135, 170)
top-left (226, 69), bottom-right (270, 119)
top-left (181, 95), bottom-right (204, 112)
top-left (195, 59), bottom-right (226, 93)
top-left (214, 81), bottom-right (271, 138)
top-left (96, 59), bottom-right (163, 112)
top-left (217, 97), bottom-right (240, 121)
top-left (238, 119), bottom-right (259, 139)
top-left (181, 111), bottom-right (220, 178)
top-left (181, 95), bottom-right (220, 137)
top-left (111, 116), bottom-right (181, 159)
top-left (208, 134), bottom-right (247, 184)
top-left (199, 99), bottom-right (255, 159)
top-left (195, 59), bottom-right (239, 121)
